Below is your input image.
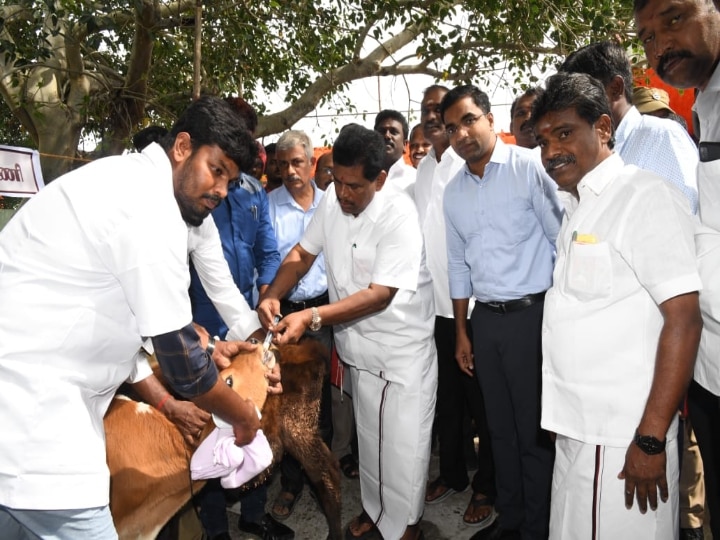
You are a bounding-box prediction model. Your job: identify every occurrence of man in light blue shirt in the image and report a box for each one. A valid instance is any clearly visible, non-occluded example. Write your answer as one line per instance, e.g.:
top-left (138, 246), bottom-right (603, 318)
top-left (560, 40), bottom-right (699, 213)
top-left (441, 85), bottom-right (563, 540)
top-left (267, 130), bottom-right (333, 522)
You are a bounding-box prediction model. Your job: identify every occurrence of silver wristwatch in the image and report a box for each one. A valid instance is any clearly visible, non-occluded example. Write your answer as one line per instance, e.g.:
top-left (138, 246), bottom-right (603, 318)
top-left (309, 307), bottom-right (322, 332)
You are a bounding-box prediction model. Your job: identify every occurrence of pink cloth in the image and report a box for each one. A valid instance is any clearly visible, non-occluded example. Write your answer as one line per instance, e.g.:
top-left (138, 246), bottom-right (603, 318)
top-left (190, 426), bottom-right (273, 488)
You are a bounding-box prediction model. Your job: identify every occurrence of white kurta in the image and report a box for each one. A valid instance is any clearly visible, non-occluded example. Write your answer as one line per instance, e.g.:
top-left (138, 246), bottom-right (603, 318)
top-left (0, 144), bottom-right (192, 510)
top-left (542, 154), bottom-right (700, 539)
top-left (301, 185), bottom-right (437, 539)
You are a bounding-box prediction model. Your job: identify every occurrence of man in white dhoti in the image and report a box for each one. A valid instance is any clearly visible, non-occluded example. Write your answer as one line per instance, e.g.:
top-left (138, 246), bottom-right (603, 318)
top-left (258, 123), bottom-right (437, 540)
top-left (533, 72), bottom-right (702, 540)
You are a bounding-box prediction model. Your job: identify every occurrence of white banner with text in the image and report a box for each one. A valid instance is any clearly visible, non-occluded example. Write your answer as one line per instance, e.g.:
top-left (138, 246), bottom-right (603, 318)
top-left (0, 145), bottom-right (45, 197)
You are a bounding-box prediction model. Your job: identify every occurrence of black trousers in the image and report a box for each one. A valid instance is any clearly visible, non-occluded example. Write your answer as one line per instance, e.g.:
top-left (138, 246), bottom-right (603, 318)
top-left (434, 316), bottom-right (495, 496)
top-left (470, 301), bottom-right (554, 539)
top-left (688, 380), bottom-right (720, 537)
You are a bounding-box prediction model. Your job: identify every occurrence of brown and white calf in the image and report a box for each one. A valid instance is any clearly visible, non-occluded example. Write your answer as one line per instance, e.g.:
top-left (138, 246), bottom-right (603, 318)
top-left (105, 339), bottom-right (342, 540)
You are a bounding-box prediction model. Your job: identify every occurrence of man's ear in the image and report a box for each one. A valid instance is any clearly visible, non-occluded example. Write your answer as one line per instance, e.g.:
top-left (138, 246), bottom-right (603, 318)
top-left (607, 76), bottom-right (625, 103)
top-left (486, 111), bottom-right (495, 130)
top-left (169, 132), bottom-right (193, 166)
top-left (374, 170), bottom-right (388, 192)
top-left (595, 114), bottom-right (613, 145)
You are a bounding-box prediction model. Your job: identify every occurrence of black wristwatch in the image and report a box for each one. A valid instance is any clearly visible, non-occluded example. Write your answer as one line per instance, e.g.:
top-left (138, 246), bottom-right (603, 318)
top-left (633, 429), bottom-right (666, 455)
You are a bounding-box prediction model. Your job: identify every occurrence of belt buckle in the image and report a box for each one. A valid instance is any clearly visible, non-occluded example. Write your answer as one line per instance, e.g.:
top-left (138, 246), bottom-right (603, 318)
top-left (487, 301), bottom-right (506, 313)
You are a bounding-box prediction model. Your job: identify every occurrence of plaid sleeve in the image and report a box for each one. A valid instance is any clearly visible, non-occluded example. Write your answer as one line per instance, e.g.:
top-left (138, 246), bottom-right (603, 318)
top-left (151, 323), bottom-right (219, 398)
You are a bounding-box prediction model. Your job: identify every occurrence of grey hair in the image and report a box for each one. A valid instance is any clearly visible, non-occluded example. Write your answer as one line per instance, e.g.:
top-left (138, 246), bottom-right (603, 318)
top-left (276, 130), bottom-right (314, 161)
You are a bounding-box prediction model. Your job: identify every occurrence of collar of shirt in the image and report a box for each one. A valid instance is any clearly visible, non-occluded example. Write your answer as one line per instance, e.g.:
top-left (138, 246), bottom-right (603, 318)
top-left (578, 152), bottom-right (624, 202)
top-left (462, 135), bottom-right (506, 182)
top-left (614, 106), bottom-right (642, 153)
top-left (274, 182), bottom-right (323, 211)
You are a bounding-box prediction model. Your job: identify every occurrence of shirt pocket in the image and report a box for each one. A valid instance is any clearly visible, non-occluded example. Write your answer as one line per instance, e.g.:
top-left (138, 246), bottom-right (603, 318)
top-left (351, 246), bottom-right (375, 286)
top-left (566, 241), bottom-right (612, 301)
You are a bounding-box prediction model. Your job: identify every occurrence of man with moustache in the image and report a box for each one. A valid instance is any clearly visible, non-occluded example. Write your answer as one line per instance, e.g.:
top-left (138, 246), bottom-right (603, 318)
top-left (509, 88), bottom-right (542, 149)
top-left (560, 40), bottom-right (699, 212)
top-left (374, 109), bottom-right (417, 193)
top-left (0, 97), bottom-right (263, 538)
top-left (267, 130), bottom-right (333, 522)
top-left (409, 124), bottom-right (433, 168)
top-left (441, 85), bottom-right (563, 540)
top-left (634, 1), bottom-right (720, 537)
top-left (533, 71), bottom-right (702, 540)
top-left (258, 124), bottom-right (437, 540)
top-left (414, 84), bottom-right (497, 531)
top-left (314, 150), bottom-right (334, 190)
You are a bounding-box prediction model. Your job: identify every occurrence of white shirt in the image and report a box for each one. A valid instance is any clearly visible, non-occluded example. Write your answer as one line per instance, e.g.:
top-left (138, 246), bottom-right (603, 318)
top-left (188, 217), bottom-right (261, 340)
top-left (693, 62), bottom-right (720, 394)
top-left (268, 183), bottom-right (328, 302)
top-left (695, 62), bottom-right (720, 231)
top-left (301, 186), bottom-right (436, 385)
top-left (385, 157), bottom-right (417, 196)
top-left (542, 154), bottom-right (701, 447)
top-left (615, 105), bottom-right (698, 213)
top-left (0, 143), bottom-right (191, 509)
top-left (414, 146), bottom-right (466, 317)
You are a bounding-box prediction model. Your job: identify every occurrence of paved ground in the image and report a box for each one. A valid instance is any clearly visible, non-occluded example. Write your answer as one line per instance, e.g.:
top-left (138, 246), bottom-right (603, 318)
top-left (227, 453), bottom-right (488, 540)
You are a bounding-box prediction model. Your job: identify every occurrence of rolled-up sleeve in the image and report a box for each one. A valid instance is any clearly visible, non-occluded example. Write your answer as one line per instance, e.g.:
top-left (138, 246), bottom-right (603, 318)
top-left (151, 323), bottom-right (218, 398)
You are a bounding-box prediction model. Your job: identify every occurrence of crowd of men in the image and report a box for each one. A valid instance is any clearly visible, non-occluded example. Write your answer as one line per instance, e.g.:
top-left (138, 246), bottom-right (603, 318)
top-left (0, 0), bottom-right (719, 539)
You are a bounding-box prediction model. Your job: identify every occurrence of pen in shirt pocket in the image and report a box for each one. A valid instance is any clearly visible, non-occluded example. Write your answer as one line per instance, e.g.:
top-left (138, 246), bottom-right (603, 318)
top-left (250, 205), bottom-right (258, 221)
top-left (572, 230), bottom-right (597, 244)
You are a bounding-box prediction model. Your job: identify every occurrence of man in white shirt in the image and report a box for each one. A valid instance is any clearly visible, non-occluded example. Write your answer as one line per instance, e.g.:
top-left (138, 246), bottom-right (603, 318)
top-left (634, 2), bottom-right (720, 537)
top-left (560, 40), bottom-right (699, 213)
top-left (258, 124), bottom-right (436, 540)
top-left (0, 97), bottom-right (264, 539)
top-left (374, 109), bottom-right (417, 193)
top-left (414, 84), bottom-right (496, 530)
top-left (534, 72), bottom-right (702, 539)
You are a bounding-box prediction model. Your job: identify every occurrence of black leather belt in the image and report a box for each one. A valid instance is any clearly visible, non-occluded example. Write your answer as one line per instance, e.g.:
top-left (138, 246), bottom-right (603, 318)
top-left (476, 292), bottom-right (546, 315)
top-left (280, 292), bottom-right (329, 313)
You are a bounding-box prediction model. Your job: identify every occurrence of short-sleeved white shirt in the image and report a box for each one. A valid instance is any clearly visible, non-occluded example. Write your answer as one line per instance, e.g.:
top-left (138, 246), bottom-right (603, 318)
top-left (385, 157), bottom-right (417, 196)
top-left (541, 154), bottom-right (701, 447)
top-left (300, 186), bottom-right (436, 385)
top-left (0, 143), bottom-right (192, 509)
top-left (414, 146), bottom-right (466, 317)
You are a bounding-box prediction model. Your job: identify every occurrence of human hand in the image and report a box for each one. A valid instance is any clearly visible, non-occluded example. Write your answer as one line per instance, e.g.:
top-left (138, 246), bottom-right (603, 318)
top-left (257, 298), bottom-right (281, 330)
top-left (213, 339), bottom-right (259, 370)
top-left (232, 397), bottom-right (262, 446)
top-left (163, 398), bottom-right (212, 446)
top-left (266, 362), bottom-right (283, 395)
top-left (272, 310), bottom-right (310, 345)
top-left (618, 442), bottom-right (668, 513)
top-left (455, 331), bottom-right (475, 377)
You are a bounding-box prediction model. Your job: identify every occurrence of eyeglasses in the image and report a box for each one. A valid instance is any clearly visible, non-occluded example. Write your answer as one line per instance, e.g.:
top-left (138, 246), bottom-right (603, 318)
top-left (445, 113), bottom-right (486, 137)
top-left (318, 167), bottom-right (333, 176)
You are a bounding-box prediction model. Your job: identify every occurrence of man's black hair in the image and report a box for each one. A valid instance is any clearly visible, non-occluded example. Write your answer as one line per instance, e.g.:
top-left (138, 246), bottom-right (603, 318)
top-left (560, 41), bottom-right (633, 103)
top-left (374, 109), bottom-right (410, 141)
top-left (510, 87), bottom-right (543, 118)
top-left (439, 85), bottom-right (491, 121)
top-left (333, 124), bottom-right (385, 181)
top-left (163, 95), bottom-right (257, 173)
top-left (132, 125), bottom-right (168, 152)
top-left (530, 72), bottom-right (616, 149)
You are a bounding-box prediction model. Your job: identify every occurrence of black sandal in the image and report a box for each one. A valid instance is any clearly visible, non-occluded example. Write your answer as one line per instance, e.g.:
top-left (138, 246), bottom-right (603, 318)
top-left (340, 454), bottom-right (360, 479)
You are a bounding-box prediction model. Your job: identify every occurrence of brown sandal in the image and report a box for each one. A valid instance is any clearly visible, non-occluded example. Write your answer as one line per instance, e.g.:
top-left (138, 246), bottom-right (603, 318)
top-left (345, 510), bottom-right (379, 540)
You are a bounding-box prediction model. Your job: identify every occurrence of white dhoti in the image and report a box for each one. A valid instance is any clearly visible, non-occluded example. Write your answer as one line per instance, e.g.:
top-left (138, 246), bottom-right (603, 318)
top-left (350, 359), bottom-right (437, 540)
top-left (550, 429), bottom-right (679, 540)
